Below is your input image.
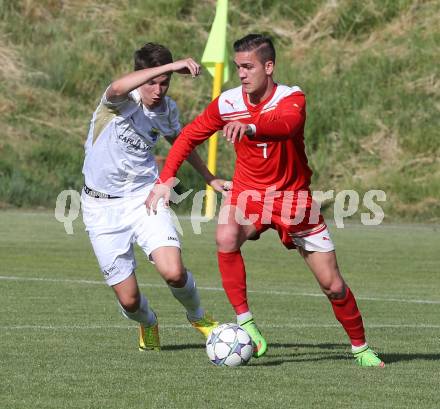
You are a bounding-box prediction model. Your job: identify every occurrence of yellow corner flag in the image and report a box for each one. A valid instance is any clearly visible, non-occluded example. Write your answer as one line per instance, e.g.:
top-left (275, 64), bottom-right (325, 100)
top-left (202, 0), bottom-right (229, 219)
top-left (201, 0), bottom-right (229, 84)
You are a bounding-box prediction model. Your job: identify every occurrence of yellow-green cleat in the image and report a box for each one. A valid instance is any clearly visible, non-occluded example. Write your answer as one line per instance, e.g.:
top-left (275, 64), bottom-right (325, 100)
top-left (241, 319), bottom-right (268, 358)
top-left (138, 317), bottom-right (160, 351)
top-left (189, 313), bottom-right (219, 338)
top-left (353, 346), bottom-right (384, 367)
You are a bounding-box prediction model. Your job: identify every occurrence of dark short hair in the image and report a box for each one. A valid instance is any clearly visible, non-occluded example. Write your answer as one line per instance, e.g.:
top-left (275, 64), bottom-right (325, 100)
top-left (233, 34), bottom-right (276, 64)
top-left (134, 43), bottom-right (173, 71)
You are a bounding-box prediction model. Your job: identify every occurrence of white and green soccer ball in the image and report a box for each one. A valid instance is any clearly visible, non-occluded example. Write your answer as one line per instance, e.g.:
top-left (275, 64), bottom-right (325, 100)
top-left (206, 323), bottom-right (253, 367)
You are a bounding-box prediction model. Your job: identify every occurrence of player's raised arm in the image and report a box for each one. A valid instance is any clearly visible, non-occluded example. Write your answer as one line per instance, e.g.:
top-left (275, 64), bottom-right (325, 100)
top-left (145, 98), bottom-right (225, 213)
top-left (222, 121), bottom-right (254, 144)
top-left (106, 58), bottom-right (201, 102)
top-left (251, 92), bottom-right (306, 140)
top-left (219, 93), bottom-right (305, 144)
top-left (164, 135), bottom-right (230, 195)
top-left (160, 98), bottom-right (225, 182)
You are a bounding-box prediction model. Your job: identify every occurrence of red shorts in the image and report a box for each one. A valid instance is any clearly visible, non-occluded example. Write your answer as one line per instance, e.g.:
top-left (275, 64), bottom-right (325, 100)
top-left (223, 188), bottom-right (331, 250)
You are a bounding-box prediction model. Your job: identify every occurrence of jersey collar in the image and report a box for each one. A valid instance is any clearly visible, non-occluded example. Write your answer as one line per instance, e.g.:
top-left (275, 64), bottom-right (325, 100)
top-left (242, 83), bottom-right (278, 111)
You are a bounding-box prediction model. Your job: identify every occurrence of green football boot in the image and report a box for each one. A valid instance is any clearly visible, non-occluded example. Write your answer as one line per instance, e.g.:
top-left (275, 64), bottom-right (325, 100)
top-left (138, 314), bottom-right (160, 351)
top-left (241, 319), bottom-right (268, 358)
top-left (189, 312), bottom-right (219, 338)
top-left (353, 345), bottom-right (384, 367)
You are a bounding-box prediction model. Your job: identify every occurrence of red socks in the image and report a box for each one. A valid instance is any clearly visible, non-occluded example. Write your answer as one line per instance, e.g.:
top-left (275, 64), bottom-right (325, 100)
top-left (217, 250), bottom-right (249, 314)
top-left (217, 250), bottom-right (366, 347)
top-left (330, 287), bottom-right (366, 347)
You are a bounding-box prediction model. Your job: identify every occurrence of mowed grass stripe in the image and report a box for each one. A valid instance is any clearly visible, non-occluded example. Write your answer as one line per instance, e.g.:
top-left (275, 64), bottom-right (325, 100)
top-left (1, 274), bottom-right (439, 305)
top-left (3, 324), bottom-right (440, 331)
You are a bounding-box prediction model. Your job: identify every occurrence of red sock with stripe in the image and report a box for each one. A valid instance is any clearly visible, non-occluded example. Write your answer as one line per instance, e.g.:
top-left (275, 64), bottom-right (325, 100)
top-left (217, 250), bottom-right (249, 314)
top-left (330, 287), bottom-right (366, 347)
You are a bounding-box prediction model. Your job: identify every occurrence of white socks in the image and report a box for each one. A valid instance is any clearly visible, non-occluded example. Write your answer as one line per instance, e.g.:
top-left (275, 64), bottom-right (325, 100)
top-left (352, 343), bottom-right (368, 353)
top-left (237, 311), bottom-right (253, 325)
top-left (119, 293), bottom-right (156, 326)
top-left (168, 270), bottom-right (204, 322)
top-left (119, 271), bottom-right (204, 324)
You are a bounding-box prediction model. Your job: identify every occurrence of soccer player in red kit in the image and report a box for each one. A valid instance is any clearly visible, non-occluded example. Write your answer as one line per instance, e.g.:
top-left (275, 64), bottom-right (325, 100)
top-left (146, 34), bottom-right (384, 367)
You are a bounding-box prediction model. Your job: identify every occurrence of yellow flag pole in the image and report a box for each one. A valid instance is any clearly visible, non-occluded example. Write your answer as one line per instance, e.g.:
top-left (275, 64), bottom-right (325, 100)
top-left (204, 62), bottom-right (224, 218)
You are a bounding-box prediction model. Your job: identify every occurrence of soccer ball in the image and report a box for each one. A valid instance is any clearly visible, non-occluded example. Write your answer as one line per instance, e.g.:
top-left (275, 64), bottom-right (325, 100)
top-left (206, 323), bottom-right (253, 367)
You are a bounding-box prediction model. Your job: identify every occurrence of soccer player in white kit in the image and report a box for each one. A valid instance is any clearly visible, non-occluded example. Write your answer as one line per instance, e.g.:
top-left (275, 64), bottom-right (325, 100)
top-left (81, 43), bottom-right (226, 350)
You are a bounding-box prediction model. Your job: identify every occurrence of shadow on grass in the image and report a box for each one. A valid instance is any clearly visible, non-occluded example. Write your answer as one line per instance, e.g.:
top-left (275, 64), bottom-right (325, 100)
top-left (161, 342), bottom-right (347, 354)
top-left (161, 343), bottom-right (204, 351)
top-left (253, 343), bottom-right (440, 366)
top-left (381, 352), bottom-right (440, 364)
top-left (270, 342), bottom-right (346, 350)
top-left (250, 342), bottom-right (348, 366)
top-left (252, 354), bottom-right (348, 367)
top-left (254, 352), bottom-right (440, 367)
top-left (161, 342), bottom-right (440, 365)
top-left (161, 342), bottom-right (346, 353)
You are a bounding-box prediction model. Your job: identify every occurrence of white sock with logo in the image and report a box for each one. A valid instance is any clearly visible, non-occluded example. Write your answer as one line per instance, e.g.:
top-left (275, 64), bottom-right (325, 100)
top-left (168, 270), bottom-right (204, 322)
top-left (119, 293), bottom-right (157, 326)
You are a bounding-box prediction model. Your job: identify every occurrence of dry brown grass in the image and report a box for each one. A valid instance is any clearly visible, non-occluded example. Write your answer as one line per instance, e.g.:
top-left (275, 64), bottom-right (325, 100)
top-left (405, 74), bottom-right (440, 96)
top-left (61, 0), bottom-right (126, 23)
top-left (230, 0), bottom-right (340, 59)
top-left (360, 120), bottom-right (402, 164)
top-left (20, 0), bottom-right (62, 21)
top-left (278, 0), bottom-right (440, 76)
top-left (0, 0), bottom-right (437, 213)
top-left (394, 196), bottom-right (440, 220)
top-left (13, 0), bottom-right (127, 27)
top-left (0, 36), bottom-right (25, 81)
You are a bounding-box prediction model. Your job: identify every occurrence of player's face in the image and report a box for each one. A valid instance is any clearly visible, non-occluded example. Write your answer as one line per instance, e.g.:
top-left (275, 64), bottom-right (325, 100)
top-left (139, 74), bottom-right (171, 108)
top-left (234, 50), bottom-right (273, 99)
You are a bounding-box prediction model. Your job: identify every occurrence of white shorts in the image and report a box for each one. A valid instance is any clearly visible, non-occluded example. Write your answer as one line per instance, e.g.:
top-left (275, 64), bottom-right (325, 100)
top-left (81, 192), bottom-right (180, 286)
top-left (289, 226), bottom-right (335, 252)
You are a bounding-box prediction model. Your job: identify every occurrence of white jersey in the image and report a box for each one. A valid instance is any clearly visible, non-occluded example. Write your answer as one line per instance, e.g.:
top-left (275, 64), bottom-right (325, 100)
top-left (82, 88), bottom-right (181, 197)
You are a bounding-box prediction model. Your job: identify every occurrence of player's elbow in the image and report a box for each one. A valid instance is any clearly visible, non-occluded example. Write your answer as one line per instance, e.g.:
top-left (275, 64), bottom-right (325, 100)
top-left (107, 82), bottom-right (126, 99)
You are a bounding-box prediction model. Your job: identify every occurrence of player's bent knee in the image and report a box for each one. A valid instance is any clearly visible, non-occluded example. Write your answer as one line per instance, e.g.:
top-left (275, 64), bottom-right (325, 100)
top-left (118, 294), bottom-right (140, 312)
top-left (322, 282), bottom-right (346, 299)
top-left (216, 231), bottom-right (240, 252)
top-left (165, 275), bottom-right (186, 287)
top-left (161, 266), bottom-right (186, 287)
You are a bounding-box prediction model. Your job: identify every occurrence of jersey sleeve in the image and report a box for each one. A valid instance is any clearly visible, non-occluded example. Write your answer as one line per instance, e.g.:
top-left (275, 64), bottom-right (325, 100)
top-left (253, 92), bottom-right (306, 141)
top-left (166, 99), bottom-right (182, 139)
top-left (159, 97), bottom-right (225, 183)
top-left (101, 85), bottom-right (138, 114)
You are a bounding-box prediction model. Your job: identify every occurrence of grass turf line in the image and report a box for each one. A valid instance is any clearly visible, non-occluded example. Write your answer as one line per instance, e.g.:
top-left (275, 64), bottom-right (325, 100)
top-left (0, 211), bottom-right (439, 409)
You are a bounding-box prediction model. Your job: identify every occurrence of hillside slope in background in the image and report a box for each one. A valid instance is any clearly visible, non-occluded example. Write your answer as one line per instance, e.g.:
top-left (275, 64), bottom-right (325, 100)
top-left (0, 0), bottom-right (438, 221)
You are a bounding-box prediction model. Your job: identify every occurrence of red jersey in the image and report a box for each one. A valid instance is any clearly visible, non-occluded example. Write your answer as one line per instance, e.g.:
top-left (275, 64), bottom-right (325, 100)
top-left (159, 84), bottom-right (313, 192)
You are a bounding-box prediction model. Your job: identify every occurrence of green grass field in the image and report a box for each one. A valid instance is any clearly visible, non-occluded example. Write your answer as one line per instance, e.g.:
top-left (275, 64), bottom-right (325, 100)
top-left (0, 211), bottom-right (439, 409)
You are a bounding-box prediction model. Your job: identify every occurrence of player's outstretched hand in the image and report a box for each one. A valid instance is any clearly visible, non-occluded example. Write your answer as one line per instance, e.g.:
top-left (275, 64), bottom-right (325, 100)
top-left (145, 183), bottom-right (171, 214)
top-left (222, 121), bottom-right (252, 144)
top-left (210, 179), bottom-right (233, 196)
top-left (171, 58), bottom-right (201, 77)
